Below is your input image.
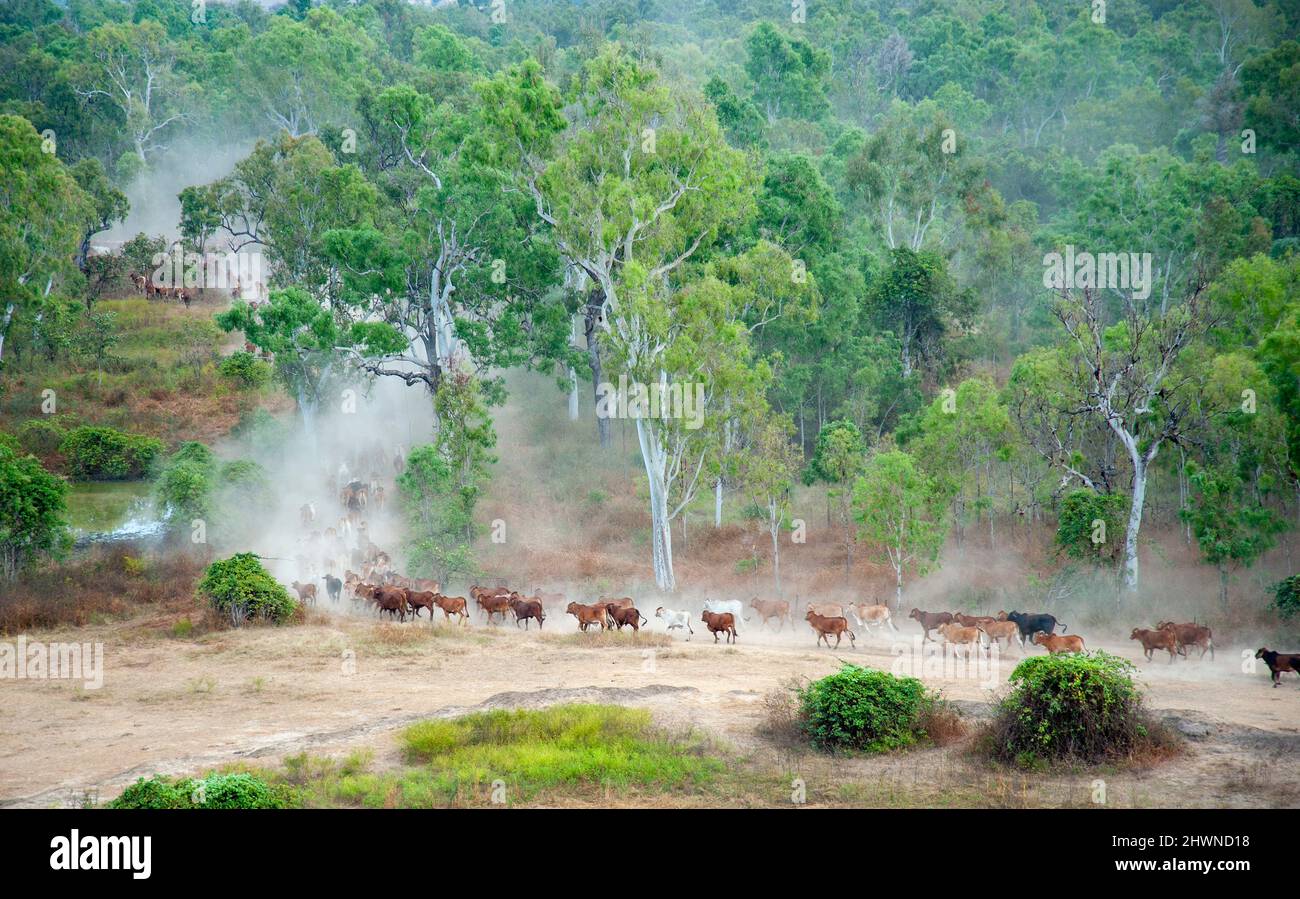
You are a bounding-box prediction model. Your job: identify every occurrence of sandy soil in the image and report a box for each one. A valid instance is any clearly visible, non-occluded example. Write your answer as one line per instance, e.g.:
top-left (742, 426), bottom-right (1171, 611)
top-left (2, 606), bottom-right (1298, 808)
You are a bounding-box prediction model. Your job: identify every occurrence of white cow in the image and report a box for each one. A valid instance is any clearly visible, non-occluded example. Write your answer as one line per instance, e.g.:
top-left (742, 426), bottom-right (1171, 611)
top-left (703, 598), bottom-right (747, 631)
top-left (846, 603), bottom-right (898, 633)
top-left (655, 607), bottom-right (694, 640)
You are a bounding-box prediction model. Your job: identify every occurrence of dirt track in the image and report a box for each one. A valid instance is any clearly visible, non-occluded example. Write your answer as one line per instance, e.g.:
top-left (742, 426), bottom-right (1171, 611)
top-left (3, 606), bottom-right (1298, 808)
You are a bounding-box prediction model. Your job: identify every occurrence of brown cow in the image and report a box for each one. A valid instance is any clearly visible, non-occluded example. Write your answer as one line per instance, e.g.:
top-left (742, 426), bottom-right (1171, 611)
top-left (1130, 627), bottom-right (1181, 662)
top-left (508, 595), bottom-right (546, 630)
top-left (1255, 648), bottom-right (1299, 688)
top-left (291, 581), bottom-right (317, 606)
top-left (1157, 621), bottom-right (1214, 660)
top-left (1032, 632), bottom-right (1086, 654)
top-left (937, 621), bottom-right (983, 657)
top-left (804, 609), bottom-right (855, 649)
top-left (608, 605), bottom-right (648, 632)
top-left (701, 610), bottom-right (738, 644)
top-left (433, 594), bottom-right (469, 625)
top-left (975, 619), bottom-right (1020, 650)
top-left (566, 601), bottom-right (608, 632)
top-left (953, 612), bottom-right (997, 629)
top-left (478, 593), bottom-right (513, 624)
top-left (372, 585), bottom-right (408, 622)
top-left (750, 598), bottom-right (791, 631)
top-left (405, 590), bottom-right (437, 618)
top-left (908, 608), bottom-right (953, 642)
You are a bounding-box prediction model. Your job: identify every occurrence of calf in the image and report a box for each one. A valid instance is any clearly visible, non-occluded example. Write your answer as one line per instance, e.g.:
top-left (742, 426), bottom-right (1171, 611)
top-left (608, 605), bottom-right (648, 632)
top-left (566, 601), bottom-right (608, 632)
top-left (321, 573), bottom-right (342, 603)
top-left (1005, 611), bottom-right (1065, 647)
top-left (433, 594), bottom-right (469, 625)
top-left (937, 622), bottom-right (982, 657)
top-left (1255, 648), bottom-right (1299, 688)
top-left (848, 603), bottom-right (898, 633)
top-left (701, 610), bottom-right (738, 644)
top-left (976, 619), bottom-right (1020, 650)
top-left (1130, 627), bottom-right (1181, 662)
top-left (1032, 632), bottom-right (1086, 654)
top-left (804, 610), bottom-right (855, 649)
top-left (291, 581), bottom-right (317, 606)
top-left (750, 598), bottom-right (791, 631)
top-left (908, 608), bottom-right (953, 642)
top-left (953, 612), bottom-right (996, 629)
top-left (1156, 621), bottom-right (1214, 660)
top-left (655, 607), bottom-right (693, 639)
top-left (477, 593), bottom-right (513, 625)
top-left (508, 595), bottom-right (546, 630)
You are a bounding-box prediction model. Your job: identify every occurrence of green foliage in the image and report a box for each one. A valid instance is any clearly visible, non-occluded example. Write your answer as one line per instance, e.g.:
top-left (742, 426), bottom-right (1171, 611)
top-left (14, 418), bottom-right (68, 456)
top-left (0, 443), bottom-right (69, 580)
top-left (1270, 575), bottom-right (1300, 621)
top-left (987, 652), bottom-right (1163, 766)
top-left (218, 351), bottom-right (272, 388)
top-left (1056, 489), bottom-right (1126, 566)
top-left (109, 772), bottom-right (297, 809)
top-left (59, 426), bottom-right (163, 481)
top-left (197, 552), bottom-right (297, 625)
top-left (798, 665), bottom-right (935, 754)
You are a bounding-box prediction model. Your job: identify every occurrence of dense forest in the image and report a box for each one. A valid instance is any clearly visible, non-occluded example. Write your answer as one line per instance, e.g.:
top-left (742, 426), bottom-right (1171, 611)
top-left (1, 0), bottom-right (1298, 622)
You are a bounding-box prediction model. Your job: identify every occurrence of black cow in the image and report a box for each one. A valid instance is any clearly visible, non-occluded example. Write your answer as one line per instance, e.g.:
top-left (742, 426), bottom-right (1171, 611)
top-left (322, 573), bottom-right (342, 603)
top-left (1255, 648), bottom-right (1299, 688)
top-left (1005, 610), bottom-right (1066, 647)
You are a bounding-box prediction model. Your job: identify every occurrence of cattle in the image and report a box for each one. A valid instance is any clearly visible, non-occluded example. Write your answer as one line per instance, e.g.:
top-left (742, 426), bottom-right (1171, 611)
top-left (908, 609), bottom-right (953, 642)
top-left (433, 594), bottom-right (469, 625)
top-left (291, 581), bottom-right (317, 606)
top-left (804, 601), bottom-right (845, 619)
top-left (412, 578), bottom-right (440, 594)
top-left (508, 595), bottom-right (546, 630)
top-left (975, 619), bottom-right (1020, 650)
top-left (608, 604), bottom-right (648, 632)
top-left (321, 573), bottom-right (342, 603)
top-left (750, 598), bottom-right (791, 631)
top-left (596, 596), bottom-right (635, 627)
top-left (534, 589), bottom-right (566, 607)
top-left (371, 585), bottom-right (408, 622)
top-left (478, 593), bottom-right (513, 624)
top-left (1130, 627), bottom-right (1181, 662)
top-left (937, 621), bottom-right (983, 657)
top-left (847, 603), bottom-right (898, 633)
top-left (1156, 621), bottom-right (1214, 660)
top-left (1254, 648), bottom-right (1299, 688)
top-left (566, 601), bottom-right (608, 632)
top-left (299, 502), bottom-right (316, 526)
top-left (804, 610), bottom-right (855, 649)
top-left (703, 599), bottom-right (747, 630)
top-left (701, 610), bottom-right (738, 644)
top-left (1032, 632), bottom-right (1086, 654)
top-left (405, 590), bottom-right (437, 618)
top-left (655, 607), bottom-right (693, 639)
top-left (953, 612), bottom-right (997, 630)
top-left (129, 272), bottom-right (148, 295)
top-left (1004, 611), bottom-right (1066, 647)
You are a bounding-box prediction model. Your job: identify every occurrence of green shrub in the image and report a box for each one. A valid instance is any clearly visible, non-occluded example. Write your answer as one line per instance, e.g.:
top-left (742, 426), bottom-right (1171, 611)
top-left (984, 652), bottom-right (1172, 766)
top-left (15, 418), bottom-right (68, 456)
top-left (109, 773), bottom-right (296, 809)
top-left (1270, 575), bottom-right (1300, 620)
top-left (798, 665), bottom-right (936, 753)
top-left (59, 426), bottom-right (163, 480)
top-left (218, 351), bottom-right (271, 388)
top-left (198, 552), bottom-right (297, 625)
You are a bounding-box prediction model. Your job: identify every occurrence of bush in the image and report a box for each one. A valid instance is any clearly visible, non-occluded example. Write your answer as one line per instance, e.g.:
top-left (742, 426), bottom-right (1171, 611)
top-left (1270, 575), bottom-right (1300, 621)
top-left (109, 773), bottom-right (296, 809)
top-left (197, 552), bottom-right (297, 625)
top-left (983, 652), bottom-right (1174, 766)
top-left (15, 418), bottom-right (68, 456)
top-left (218, 351), bottom-right (271, 388)
top-left (798, 665), bottom-right (937, 753)
top-left (59, 426), bottom-right (163, 480)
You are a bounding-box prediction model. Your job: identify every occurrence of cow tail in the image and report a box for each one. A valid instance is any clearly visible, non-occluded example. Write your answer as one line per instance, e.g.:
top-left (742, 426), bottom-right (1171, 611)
top-left (1060, 621), bottom-right (1068, 634)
